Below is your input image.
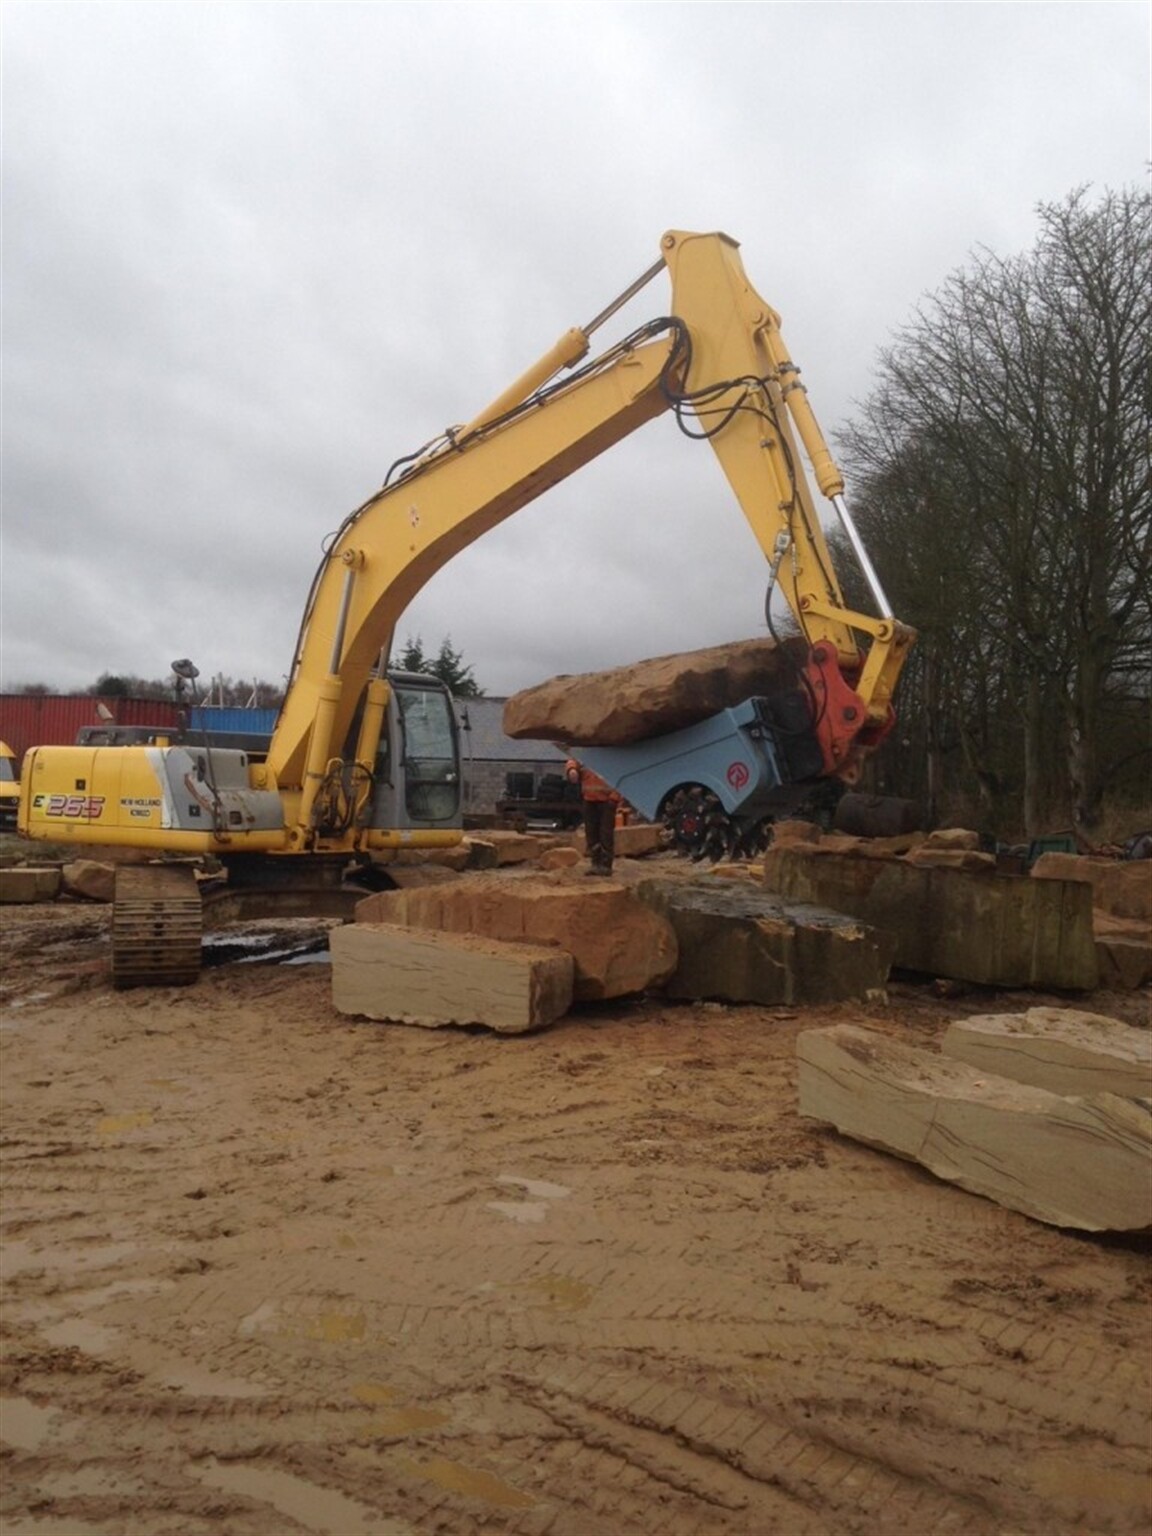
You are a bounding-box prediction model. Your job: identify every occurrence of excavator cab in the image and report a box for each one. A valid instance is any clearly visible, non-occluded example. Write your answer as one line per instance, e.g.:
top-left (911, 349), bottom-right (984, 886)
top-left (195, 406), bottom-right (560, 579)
top-left (367, 672), bottom-right (461, 831)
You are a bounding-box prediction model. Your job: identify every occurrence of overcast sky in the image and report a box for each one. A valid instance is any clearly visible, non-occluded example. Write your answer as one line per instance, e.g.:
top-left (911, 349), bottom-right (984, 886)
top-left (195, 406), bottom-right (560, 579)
top-left (2, 2), bottom-right (1147, 701)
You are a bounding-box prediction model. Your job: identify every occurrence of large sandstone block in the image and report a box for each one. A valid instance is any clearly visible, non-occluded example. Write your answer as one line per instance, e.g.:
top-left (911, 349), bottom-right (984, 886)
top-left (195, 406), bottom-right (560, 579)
top-left (330, 923), bottom-right (573, 1033)
top-left (502, 636), bottom-right (804, 746)
top-left (1094, 916), bottom-right (1152, 990)
top-left (634, 877), bottom-right (894, 1005)
top-left (575, 822), bottom-right (664, 859)
top-left (466, 830), bottom-right (544, 866)
top-left (798, 1024), bottom-right (1152, 1232)
top-left (61, 859), bottom-right (116, 902)
top-left (942, 1008), bottom-right (1151, 1100)
top-left (539, 847), bottom-right (581, 871)
top-left (904, 847), bottom-right (997, 873)
top-left (0, 866), bottom-right (61, 903)
top-left (1031, 852), bottom-right (1151, 921)
top-left (354, 876), bottom-right (677, 1001)
top-left (764, 847), bottom-right (1097, 990)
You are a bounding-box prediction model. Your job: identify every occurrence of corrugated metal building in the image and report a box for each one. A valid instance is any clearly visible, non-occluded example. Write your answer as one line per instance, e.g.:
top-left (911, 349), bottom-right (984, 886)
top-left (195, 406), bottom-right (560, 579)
top-left (188, 706), bottom-right (280, 737)
top-left (454, 697), bottom-right (566, 816)
top-left (0, 695), bottom-right (182, 765)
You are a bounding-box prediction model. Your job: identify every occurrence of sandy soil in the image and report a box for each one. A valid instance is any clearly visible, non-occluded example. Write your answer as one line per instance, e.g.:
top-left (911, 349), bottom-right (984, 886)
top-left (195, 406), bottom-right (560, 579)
top-left (1, 888), bottom-right (1149, 1536)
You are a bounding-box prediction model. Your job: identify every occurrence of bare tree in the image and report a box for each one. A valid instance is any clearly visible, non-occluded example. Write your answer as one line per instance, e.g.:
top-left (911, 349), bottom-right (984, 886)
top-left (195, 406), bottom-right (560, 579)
top-left (840, 185), bottom-right (1150, 836)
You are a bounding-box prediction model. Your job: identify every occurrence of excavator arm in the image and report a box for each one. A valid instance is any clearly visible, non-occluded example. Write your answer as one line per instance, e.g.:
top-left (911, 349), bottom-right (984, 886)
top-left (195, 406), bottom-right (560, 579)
top-left (267, 229), bottom-right (913, 848)
top-left (17, 228), bottom-right (915, 984)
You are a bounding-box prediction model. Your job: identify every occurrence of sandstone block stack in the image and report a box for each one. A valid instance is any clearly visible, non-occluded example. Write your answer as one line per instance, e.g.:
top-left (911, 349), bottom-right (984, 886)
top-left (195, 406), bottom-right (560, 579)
top-left (763, 835), bottom-right (1098, 990)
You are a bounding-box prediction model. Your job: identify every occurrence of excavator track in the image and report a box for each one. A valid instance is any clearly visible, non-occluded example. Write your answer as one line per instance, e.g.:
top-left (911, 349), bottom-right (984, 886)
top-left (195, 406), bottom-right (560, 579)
top-left (112, 864), bottom-right (203, 989)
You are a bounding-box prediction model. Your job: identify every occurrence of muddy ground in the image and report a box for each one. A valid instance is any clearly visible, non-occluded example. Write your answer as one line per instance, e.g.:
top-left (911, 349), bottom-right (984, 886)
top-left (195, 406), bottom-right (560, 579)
top-left (1, 882), bottom-right (1149, 1536)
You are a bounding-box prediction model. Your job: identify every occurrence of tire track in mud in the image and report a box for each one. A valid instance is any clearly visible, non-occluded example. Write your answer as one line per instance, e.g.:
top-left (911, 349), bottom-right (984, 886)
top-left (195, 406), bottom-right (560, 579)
top-left (6, 1206), bottom-right (1145, 1534)
top-left (2, 917), bottom-right (1149, 1535)
top-left (501, 1361), bottom-right (992, 1536)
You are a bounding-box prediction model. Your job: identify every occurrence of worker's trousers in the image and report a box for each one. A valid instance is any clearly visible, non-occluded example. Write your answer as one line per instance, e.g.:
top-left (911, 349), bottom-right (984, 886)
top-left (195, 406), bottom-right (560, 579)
top-left (583, 800), bottom-right (616, 872)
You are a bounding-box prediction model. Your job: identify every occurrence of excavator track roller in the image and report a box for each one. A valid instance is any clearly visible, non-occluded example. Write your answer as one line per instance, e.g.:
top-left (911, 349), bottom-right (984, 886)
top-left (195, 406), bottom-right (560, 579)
top-left (112, 864), bottom-right (203, 989)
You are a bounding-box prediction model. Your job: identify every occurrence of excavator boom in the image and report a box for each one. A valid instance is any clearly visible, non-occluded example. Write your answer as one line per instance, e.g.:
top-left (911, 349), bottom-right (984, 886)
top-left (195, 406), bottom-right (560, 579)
top-left (269, 229), bottom-right (912, 845)
top-left (19, 229), bottom-right (914, 981)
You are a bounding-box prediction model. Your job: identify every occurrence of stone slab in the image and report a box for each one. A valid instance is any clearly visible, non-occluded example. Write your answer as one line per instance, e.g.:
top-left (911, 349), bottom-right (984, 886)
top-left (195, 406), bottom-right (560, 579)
top-left (0, 866), bottom-right (61, 903)
top-left (798, 1024), bottom-right (1152, 1231)
top-left (1095, 924), bottom-right (1152, 990)
top-left (770, 819), bottom-right (824, 847)
top-left (471, 831), bottom-right (545, 866)
top-left (539, 847), bottom-right (581, 871)
top-left (354, 876), bottom-right (677, 1002)
top-left (575, 822), bottom-right (664, 859)
top-left (61, 859), bottom-right (116, 902)
top-left (633, 877), bottom-right (894, 1005)
top-left (502, 636), bottom-right (803, 746)
top-left (942, 1008), bottom-right (1151, 1100)
top-left (331, 923), bottom-right (573, 1033)
top-left (1031, 853), bottom-right (1151, 921)
top-left (764, 847), bottom-right (1097, 990)
top-left (904, 847), bottom-right (997, 872)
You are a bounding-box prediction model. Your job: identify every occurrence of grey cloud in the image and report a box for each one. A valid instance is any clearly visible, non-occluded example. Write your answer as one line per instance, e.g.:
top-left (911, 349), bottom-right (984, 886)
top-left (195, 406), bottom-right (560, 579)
top-left (2, 2), bottom-right (1145, 696)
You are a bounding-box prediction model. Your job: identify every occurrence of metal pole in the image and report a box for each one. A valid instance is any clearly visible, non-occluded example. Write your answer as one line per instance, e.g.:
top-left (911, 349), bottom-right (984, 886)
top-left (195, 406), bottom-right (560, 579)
top-left (580, 257), bottom-right (666, 339)
top-left (831, 492), bottom-right (894, 620)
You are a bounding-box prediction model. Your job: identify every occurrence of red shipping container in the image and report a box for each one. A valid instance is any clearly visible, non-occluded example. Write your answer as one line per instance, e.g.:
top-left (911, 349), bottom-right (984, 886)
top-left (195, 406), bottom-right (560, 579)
top-left (0, 696), bottom-right (182, 767)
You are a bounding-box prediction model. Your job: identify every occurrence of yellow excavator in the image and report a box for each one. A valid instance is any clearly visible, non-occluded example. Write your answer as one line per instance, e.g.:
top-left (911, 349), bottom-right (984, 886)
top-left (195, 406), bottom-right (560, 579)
top-left (17, 229), bottom-right (915, 984)
top-left (0, 741), bottom-right (19, 828)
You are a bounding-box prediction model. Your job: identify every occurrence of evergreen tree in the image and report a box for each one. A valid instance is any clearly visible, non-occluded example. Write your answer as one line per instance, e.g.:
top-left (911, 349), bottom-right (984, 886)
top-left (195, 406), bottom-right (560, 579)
top-left (395, 635), bottom-right (483, 697)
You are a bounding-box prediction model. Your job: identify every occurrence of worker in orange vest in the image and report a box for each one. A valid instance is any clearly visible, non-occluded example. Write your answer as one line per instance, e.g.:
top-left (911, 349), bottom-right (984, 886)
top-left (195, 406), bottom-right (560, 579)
top-left (565, 757), bottom-right (621, 876)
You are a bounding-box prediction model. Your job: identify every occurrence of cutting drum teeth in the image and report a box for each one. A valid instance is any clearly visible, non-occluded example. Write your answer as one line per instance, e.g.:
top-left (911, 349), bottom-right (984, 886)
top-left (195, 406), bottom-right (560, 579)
top-left (112, 864), bottom-right (203, 988)
top-left (661, 785), bottom-right (735, 863)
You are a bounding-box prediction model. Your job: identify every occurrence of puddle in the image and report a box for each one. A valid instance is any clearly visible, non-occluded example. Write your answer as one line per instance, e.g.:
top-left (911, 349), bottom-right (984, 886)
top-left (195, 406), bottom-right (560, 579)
top-left (237, 1300), bottom-right (279, 1337)
top-left (300, 1310), bottom-right (367, 1343)
top-left (239, 1302), bottom-right (376, 1346)
top-left (519, 1274), bottom-right (595, 1312)
top-left (202, 925), bottom-right (332, 968)
top-left (2, 990), bottom-right (52, 1015)
top-left (158, 1364), bottom-right (269, 1399)
top-left (495, 1174), bottom-right (571, 1201)
top-left (352, 1381), bottom-right (399, 1406)
top-left (365, 1404), bottom-right (451, 1435)
top-left (196, 1461), bottom-right (415, 1536)
top-left (0, 1395), bottom-right (59, 1451)
top-left (41, 1317), bottom-right (118, 1355)
top-left (396, 1455), bottom-right (536, 1510)
top-left (0, 1518), bottom-right (109, 1535)
top-left (1, 1239), bottom-right (143, 1280)
top-left (54, 1241), bottom-right (142, 1272)
top-left (97, 1111), bottom-right (153, 1136)
top-left (26, 1465), bottom-right (149, 1500)
top-left (1028, 1454), bottom-right (1152, 1507)
top-left (72, 1277), bottom-right (168, 1310)
top-left (488, 1173), bottom-right (572, 1222)
top-left (486, 1201), bottom-right (548, 1224)
top-left (0, 1239), bottom-right (45, 1277)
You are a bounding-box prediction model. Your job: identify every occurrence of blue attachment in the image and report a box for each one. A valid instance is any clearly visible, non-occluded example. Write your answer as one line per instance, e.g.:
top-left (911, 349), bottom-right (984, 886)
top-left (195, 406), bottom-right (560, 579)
top-left (575, 698), bottom-right (790, 824)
